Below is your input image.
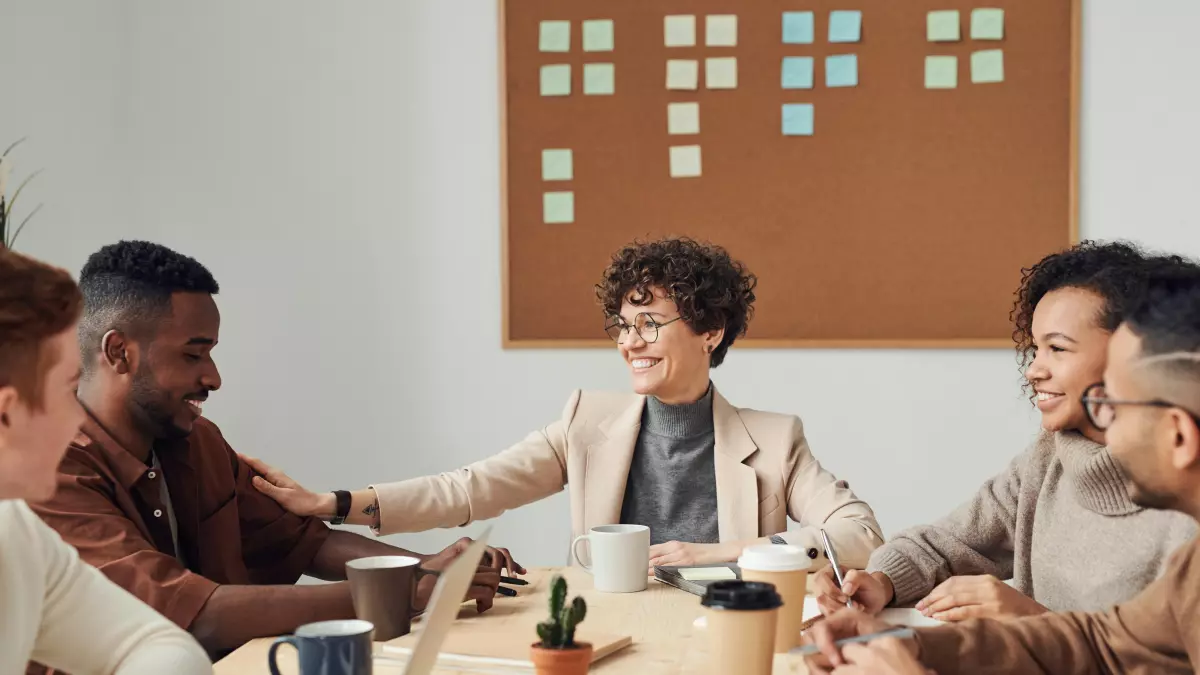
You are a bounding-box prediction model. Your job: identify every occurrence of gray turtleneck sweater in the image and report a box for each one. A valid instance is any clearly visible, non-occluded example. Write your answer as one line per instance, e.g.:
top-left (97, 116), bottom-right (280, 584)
top-left (868, 430), bottom-right (1198, 610)
top-left (620, 387), bottom-right (720, 545)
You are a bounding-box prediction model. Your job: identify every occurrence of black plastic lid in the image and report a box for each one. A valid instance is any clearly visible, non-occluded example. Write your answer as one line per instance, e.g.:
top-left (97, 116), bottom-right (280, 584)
top-left (700, 581), bottom-right (782, 611)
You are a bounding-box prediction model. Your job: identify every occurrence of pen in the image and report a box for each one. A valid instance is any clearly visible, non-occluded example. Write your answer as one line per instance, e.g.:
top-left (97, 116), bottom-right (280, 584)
top-left (497, 586), bottom-right (518, 597)
top-left (821, 529), bottom-right (853, 609)
top-left (500, 576), bottom-right (528, 586)
top-left (790, 627), bottom-right (915, 656)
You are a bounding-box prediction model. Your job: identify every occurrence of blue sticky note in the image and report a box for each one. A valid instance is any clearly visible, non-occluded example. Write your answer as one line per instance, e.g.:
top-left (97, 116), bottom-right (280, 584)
top-left (782, 12), bottom-right (814, 44)
top-left (825, 54), bottom-right (858, 87)
top-left (828, 10), bottom-right (862, 43)
top-left (782, 104), bottom-right (814, 136)
top-left (781, 57), bottom-right (814, 89)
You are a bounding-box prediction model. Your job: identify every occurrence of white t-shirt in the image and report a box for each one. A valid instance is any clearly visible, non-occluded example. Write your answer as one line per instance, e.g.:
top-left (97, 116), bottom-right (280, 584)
top-left (0, 499), bottom-right (212, 675)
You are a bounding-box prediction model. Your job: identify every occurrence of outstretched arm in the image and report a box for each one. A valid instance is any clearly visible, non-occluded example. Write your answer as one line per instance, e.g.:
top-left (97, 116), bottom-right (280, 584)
top-left (245, 392), bottom-right (584, 536)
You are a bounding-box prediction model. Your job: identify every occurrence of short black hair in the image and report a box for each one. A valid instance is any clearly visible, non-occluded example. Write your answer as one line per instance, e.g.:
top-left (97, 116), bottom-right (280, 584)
top-left (596, 238), bottom-right (756, 368)
top-left (1126, 266), bottom-right (1200, 360)
top-left (1012, 240), bottom-right (1193, 373)
top-left (78, 241), bottom-right (219, 372)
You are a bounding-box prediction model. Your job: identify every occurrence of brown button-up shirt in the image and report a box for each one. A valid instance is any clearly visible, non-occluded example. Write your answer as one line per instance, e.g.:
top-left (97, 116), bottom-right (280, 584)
top-left (30, 412), bottom-right (331, 630)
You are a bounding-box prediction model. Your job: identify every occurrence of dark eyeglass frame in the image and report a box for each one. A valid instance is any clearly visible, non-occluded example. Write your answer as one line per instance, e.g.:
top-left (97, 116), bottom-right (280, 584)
top-left (1081, 382), bottom-right (1200, 431)
top-left (603, 313), bottom-right (683, 344)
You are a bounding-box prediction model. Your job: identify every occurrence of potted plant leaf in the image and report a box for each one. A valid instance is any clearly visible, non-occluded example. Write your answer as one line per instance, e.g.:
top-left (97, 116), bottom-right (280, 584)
top-left (0, 137), bottom-right (44, 251)
top-left (530, 575), bottom-right (592, 675)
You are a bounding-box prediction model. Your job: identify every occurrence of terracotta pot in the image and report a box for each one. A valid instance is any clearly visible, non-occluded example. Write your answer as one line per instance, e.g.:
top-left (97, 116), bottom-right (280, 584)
top-left (530, 642), bottom-right (594, 675)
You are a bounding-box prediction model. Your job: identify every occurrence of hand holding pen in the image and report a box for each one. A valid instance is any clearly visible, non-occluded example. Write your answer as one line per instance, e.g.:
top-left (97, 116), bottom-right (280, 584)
top-left (820, 529), bottom-right (853, 609)
top-left (497, 575), bottom-right (527, 597)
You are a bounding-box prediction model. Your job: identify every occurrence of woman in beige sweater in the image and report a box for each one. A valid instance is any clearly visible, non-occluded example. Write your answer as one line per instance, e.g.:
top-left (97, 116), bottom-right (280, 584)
top-left (0, 250), bottom-right (210, 675)
top-left (813, 241), bottom-right (1198, 622)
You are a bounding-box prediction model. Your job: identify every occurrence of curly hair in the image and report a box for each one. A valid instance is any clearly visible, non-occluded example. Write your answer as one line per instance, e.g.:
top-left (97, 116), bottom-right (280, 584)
top-left (1011, 240), bottom-right (1192, 377)
top-left (78, 241), bottom-right (219, 373)
top-left (595, 238), bottom-right (757, 367)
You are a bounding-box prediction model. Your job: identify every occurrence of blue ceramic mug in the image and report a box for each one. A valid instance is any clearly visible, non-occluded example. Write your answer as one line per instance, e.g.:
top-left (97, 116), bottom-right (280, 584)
top-left (268, 619), bottom-right (374, 675)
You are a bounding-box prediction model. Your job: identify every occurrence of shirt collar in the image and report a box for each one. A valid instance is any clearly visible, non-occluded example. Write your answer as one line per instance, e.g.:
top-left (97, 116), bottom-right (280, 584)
top-left (77, 410), bottom-right (158, 490)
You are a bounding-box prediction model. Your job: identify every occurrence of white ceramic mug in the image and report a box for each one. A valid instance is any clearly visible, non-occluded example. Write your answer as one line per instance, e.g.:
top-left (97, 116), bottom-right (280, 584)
top-left (571, 524), bottom-right (650, 593)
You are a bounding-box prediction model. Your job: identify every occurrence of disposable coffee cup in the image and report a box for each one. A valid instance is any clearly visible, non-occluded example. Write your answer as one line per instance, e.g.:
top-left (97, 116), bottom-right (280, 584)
top-left (700, 580), bottom-right (782, 675)
top-left (738, 545), bottom-right (812, 652)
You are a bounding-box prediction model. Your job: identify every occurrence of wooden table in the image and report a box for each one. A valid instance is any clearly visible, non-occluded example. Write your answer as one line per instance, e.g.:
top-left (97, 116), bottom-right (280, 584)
top-left (215, 567), bottom-right (812, 674)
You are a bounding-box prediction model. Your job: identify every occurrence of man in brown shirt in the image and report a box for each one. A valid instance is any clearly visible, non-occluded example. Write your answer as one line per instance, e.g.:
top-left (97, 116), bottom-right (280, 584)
top-left (30, 241), bottom-right (522, 660)
top-left (805, 266), bottom-right (1200, 674)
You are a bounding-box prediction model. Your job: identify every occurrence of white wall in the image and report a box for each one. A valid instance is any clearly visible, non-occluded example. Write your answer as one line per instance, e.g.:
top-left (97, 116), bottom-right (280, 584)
top-left (0, 0), bottom-right (133, 261)
top-left (3, 0), bottom-right (1198, 566)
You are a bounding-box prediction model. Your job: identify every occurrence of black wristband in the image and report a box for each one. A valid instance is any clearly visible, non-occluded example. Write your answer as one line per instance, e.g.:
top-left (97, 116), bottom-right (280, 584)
top-left (331, 490), bottom-right (351, 525)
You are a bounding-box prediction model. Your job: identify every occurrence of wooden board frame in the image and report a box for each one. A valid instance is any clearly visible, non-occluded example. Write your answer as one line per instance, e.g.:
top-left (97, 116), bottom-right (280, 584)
top-left (499, 0), bottom-right (1082, 349)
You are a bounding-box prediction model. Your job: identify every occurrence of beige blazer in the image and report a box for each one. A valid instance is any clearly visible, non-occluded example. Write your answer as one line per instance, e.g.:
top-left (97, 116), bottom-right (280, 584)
top-left (371, 388), bottom-right (885, 567)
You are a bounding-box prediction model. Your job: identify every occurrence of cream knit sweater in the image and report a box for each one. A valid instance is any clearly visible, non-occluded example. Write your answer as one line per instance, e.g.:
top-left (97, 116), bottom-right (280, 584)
top-left (1, 499), bottom-right (211, 675)
top-left (868, 431), bottom-right (1197, 610)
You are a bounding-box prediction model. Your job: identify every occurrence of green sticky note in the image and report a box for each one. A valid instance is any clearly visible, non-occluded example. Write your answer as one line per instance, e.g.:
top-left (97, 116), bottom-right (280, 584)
top-left (542, 149), bottom-right (573, 181)
top-left (666, 59), bottom-right (699, 90)
top-left (971, 49), bottom-right (1004, 83)
top-left (705, 14), bottom-right (738, 47)
top-left (828, 10), bottom-right (862, 43)
top-left (925, 55), bottom-right (957, 89)
top-left (583, 63), bottom-right (615, 95)
top-left (583, 19), bottom-right (614, 52)
top-left (669, 145), bottom-right (702, 178)
top-left (927, 10), bottom-right (960, 42)
top-left (971, 8), bottom-right (1005, 40)
top-left (667, 102), bottom-right (700, 135)
top-left (539, 20), bottom-right (570, 52)
top-left (705, 57), bottom-right (737, 90)
top-left (540, 64), bottom-right (571, 96)
top-left (679, 567), bottom-right (737, 581)
top-left (664, 15), bottom-right (696, 47)
top-left (825, 54), bottom-right (858, 88)
top-left (543, 191), bottom-right (574, 224)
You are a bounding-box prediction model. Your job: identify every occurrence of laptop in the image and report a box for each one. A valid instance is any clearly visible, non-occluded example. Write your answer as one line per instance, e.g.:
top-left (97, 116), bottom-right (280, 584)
top-left (394, 527), bottom-right (494, 675)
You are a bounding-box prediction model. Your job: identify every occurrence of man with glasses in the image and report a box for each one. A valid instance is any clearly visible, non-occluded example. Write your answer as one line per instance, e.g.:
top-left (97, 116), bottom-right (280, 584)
top-left (805, 268), bottom-right (1200, 674)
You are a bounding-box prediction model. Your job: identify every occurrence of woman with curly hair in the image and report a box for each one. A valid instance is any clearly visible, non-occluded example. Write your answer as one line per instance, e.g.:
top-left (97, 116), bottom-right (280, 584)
top-left (813, 241), bottom-right (1198, 622)
top-left (244, 238), bottom-right (885, 568)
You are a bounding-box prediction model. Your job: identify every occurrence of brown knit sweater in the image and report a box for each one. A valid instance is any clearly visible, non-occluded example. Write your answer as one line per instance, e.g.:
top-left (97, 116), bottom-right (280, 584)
top-left (867, 431), bottom-right (1196, 610)
top-left (916, 535), bottom-right (1200, 674)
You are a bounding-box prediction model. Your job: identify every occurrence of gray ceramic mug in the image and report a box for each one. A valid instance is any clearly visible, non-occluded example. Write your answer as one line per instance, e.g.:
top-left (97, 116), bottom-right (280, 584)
top-left (268, 619), bottom-right (374, 675)
top-left (345, 555), bottom-right (435, 640)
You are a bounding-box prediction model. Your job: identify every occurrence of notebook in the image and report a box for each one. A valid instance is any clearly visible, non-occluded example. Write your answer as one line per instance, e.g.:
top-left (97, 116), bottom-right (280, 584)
top-left (654, 563), bottom-right (742, 596)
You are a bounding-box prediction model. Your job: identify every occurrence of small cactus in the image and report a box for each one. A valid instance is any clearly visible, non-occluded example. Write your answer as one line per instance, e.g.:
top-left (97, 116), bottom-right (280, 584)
top-left (549, 576), bottom-right (567, 618)
top-left (536, 575), bottom-right (588, 649)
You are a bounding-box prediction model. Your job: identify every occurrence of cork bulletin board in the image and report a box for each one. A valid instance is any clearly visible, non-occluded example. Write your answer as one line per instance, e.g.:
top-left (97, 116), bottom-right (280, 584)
top-left (500, 0), bottom-right (1080, 347)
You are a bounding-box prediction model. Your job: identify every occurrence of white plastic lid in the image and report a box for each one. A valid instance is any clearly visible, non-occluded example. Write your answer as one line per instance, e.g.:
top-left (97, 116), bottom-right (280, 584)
top-left (737, 544), bottom-right (812, 572)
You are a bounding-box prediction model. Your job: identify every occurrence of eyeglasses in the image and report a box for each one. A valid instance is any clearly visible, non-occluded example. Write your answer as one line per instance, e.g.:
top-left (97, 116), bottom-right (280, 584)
top-left (1081, 382), bottom-right (1200, 431)
top-left (604, 313), bottom-right (683, 344)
